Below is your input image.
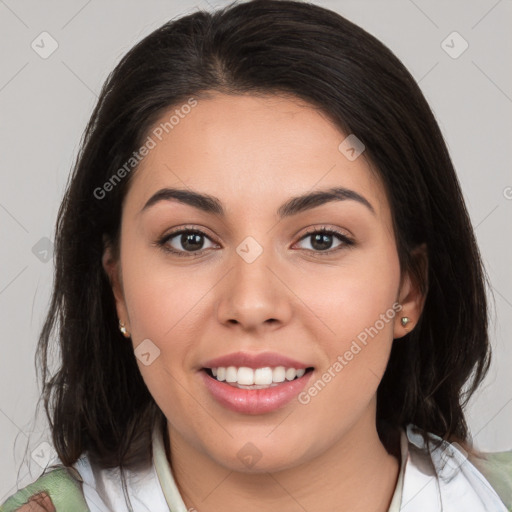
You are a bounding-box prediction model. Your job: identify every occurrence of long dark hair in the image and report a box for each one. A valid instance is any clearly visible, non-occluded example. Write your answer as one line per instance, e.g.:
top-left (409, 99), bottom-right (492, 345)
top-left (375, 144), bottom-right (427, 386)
top-left (35, 0), bottom-right (490, 469)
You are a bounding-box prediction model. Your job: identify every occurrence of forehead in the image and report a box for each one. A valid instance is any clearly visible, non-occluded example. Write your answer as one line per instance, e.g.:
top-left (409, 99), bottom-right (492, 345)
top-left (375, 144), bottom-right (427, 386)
top-left (124, 93), bottom-right (388, 220)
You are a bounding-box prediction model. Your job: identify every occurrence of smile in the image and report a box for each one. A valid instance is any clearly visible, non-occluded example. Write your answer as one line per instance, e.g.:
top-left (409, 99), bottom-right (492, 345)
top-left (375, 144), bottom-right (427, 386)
top-left (201, 366), bottom-right (315, 414)
top-left (206, 366), bottom-right (309, 388)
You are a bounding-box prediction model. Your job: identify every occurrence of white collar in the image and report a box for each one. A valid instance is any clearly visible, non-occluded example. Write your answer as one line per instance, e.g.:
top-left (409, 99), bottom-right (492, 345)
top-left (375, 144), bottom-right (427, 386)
top-left (400, 424), bottom-right (508, 511)
top-left (152, 421), bottom-right (189, 511)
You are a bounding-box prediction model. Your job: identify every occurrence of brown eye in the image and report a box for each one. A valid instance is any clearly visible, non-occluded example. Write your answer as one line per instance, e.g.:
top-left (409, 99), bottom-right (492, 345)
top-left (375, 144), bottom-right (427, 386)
top-left (157, 228), bottom-right (218, 257)
top-left (295, 228), bottom-right (354, 254)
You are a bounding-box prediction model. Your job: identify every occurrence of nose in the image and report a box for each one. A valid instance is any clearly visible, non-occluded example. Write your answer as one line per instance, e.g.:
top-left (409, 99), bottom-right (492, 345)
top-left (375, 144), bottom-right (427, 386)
top-left (216, 240), bottom-right (293, 332)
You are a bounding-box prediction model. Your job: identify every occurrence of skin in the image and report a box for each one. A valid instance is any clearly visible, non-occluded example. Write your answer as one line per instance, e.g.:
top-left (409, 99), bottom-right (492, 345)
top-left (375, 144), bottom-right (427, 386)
top-left (101, 92), bottom-right (426, 512)
top-left (17, 493), bottom-right (55, 512)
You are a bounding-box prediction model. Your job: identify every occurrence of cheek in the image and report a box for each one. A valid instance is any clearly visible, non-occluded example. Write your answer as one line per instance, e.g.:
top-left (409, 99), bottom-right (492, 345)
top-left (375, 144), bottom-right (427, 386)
top-left (120, 236), bottom-right (210, 337)
top-left (298, 240), bottom-right (401, 404)
top-left (300, 242), bottom-right (400, 343)
top-left (119, 246), bottom-right (207, 426)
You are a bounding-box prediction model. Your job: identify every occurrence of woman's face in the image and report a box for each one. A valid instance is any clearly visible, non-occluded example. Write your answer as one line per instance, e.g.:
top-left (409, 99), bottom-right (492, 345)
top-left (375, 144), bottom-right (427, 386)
top-left (104, 92), bottom-right (423, 472)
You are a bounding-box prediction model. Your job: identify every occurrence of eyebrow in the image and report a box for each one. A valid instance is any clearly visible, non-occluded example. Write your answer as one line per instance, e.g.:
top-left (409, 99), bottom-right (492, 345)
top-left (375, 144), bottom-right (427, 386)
top-left (140, 186), bottom-right (375, 218)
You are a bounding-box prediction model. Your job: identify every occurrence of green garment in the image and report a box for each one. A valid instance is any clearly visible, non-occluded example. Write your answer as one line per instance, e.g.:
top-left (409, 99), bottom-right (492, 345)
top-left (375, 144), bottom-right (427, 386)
top-left (0, 466), bottom-right (89, 512)
top-left (468, 450), bottom-right (512, 510)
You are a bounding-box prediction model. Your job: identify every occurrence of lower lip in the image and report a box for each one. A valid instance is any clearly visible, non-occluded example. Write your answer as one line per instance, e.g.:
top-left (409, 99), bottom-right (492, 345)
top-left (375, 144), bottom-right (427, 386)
top-left (200, 369), bottom-right (313, 415)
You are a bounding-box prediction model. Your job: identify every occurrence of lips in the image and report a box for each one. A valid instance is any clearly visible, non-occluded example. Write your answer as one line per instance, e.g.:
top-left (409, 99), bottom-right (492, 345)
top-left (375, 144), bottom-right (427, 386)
top-left (201, 351), bottom-right (312, 370)
top-left (200, 368), bottom-right (314, 414)
top-left (199, 351), bottom-right (315, 414)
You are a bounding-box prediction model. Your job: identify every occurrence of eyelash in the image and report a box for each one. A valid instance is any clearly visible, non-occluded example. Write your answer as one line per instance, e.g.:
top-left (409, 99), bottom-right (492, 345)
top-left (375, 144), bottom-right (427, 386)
top-left (154, 225), bottom-right (355, 258)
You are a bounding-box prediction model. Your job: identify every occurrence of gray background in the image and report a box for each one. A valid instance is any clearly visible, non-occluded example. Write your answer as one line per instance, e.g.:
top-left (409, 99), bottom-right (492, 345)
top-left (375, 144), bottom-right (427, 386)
top-left (1, 0), bottom-right (511, 500)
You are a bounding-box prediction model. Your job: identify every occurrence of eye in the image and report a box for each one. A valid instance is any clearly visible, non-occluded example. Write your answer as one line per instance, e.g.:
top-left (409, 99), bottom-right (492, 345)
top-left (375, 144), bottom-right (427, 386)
top-left (155, 225), bottom-right (354, 258)
top-left (156, 227), bottom-right (218, 257)
top-left (294, 227), bottom-right (354, 255)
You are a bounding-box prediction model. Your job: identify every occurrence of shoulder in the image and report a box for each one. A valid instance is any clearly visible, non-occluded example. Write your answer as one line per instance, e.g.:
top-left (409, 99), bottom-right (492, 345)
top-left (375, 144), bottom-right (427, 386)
top-left (2, 450), bottom-right (170, 512)
top-left (468, 449), bottom-right (512, 510)
top-left (73, 451), bottom-right (169, 511)
top-left (0, 453), bottom-right (124, 512)
top-left (0, 465), bottom-right (89, 512)
top-left (404, 424), bottom-right (512, 510)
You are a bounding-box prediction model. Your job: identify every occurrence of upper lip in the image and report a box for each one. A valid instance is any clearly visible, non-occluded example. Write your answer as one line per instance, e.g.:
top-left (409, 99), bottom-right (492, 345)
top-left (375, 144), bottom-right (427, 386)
top-left (202, 351), bottom-right (313, 370)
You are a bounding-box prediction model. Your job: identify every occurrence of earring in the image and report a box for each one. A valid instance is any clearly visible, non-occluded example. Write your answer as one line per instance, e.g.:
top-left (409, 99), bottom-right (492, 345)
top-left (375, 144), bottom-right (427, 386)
top-left (400, 317), bottom-right (411, 328)
top-left (119, 320), bottom-right (130, 338)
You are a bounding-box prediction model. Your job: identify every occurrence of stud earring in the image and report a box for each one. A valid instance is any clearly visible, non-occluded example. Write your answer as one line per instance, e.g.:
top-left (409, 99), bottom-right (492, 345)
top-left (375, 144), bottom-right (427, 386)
top-left (400, 317), bottom-right (411, 328)
top-left (119, 320), bottom-right (130, 338)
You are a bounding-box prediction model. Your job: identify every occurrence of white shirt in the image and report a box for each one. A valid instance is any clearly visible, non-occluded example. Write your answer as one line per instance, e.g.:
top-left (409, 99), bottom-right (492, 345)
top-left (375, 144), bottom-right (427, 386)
top-left (71, 420), bottom-right (509, 512)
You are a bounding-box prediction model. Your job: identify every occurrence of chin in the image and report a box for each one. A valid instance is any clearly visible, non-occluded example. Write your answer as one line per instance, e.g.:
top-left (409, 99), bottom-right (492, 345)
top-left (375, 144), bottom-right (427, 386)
top-left (209, 441), bottom-right (310, 474)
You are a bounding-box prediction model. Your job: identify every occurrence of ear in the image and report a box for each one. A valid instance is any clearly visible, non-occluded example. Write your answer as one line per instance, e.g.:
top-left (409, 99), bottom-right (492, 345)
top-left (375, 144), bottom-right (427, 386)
top-left (102, 234), bottom-right (130, 334)
top-left (394, 243), bottom-right (428, 339)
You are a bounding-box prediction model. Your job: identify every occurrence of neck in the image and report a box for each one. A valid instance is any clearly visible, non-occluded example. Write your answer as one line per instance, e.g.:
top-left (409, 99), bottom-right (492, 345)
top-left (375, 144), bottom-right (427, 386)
top-left (166, 407), bottom-right (401, 512)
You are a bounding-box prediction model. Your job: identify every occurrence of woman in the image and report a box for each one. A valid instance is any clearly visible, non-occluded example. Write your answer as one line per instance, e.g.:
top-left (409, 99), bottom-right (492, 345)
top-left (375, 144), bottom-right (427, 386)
top-left (2, 0), bottom-right (511, 511)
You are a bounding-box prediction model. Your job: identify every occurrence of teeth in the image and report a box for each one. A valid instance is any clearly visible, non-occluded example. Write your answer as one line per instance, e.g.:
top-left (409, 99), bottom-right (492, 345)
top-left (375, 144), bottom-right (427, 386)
top-left (208, 366), bottom-right (309, 386)
top-left (254, 367), bottom-right (273, 385)
top-left (273, 366), bottom-right (286, 383)
top-left (225, 366), bottom-right (238, 383)
top-left (285, 368), bottom-right (296, 381)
